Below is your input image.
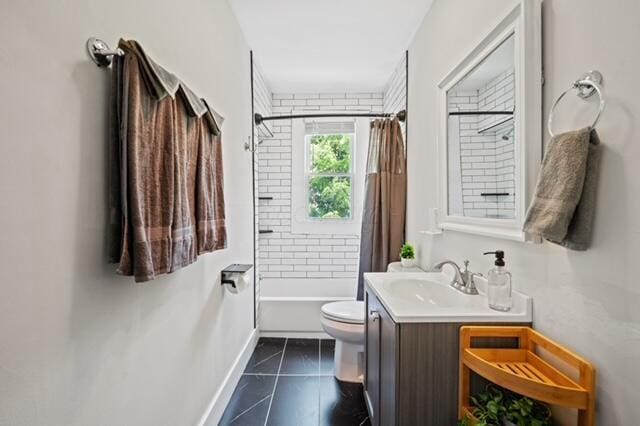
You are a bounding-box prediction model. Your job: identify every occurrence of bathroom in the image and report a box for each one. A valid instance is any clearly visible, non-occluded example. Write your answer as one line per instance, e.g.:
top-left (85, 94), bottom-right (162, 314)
top-left (0, 0), bottom-right (638, 425)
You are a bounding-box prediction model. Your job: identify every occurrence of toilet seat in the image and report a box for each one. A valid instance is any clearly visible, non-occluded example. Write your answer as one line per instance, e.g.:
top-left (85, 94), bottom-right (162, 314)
top-left (321, 301), bottom-right (364, 324)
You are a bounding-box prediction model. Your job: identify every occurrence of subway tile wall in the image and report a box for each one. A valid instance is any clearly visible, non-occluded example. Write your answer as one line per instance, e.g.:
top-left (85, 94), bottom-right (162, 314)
top-left (257, 93), bottom-right (383, 279)
top-left (449, 68), bottom-right (515, 219)
top-left (383, 53), bottom-right (408, 141)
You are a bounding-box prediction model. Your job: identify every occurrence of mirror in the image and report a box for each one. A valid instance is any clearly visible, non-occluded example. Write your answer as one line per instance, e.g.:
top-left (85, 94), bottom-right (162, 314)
top-left (437, 1), bottom-right (542, 241)
top-left (447, 35), bottom-right (516, 220)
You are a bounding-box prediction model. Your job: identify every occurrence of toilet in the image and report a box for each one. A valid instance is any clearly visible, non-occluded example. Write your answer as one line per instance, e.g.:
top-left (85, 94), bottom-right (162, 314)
top-left (321, 262), bottom-right (423, 383)
top-left (320, 300), bottom-right (365, 383)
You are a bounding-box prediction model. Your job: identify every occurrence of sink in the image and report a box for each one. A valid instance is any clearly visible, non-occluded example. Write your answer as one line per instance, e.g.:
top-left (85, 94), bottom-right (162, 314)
top-left (365, 272), bottom-right (532, 323)
top-left (382, 278), bottom-right (460, 308)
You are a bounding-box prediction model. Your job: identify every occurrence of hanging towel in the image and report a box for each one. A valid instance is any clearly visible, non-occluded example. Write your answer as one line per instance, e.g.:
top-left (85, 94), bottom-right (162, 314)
top-left (109, 40), bottom-right (227, 282)
top-left (523, 127), bottom-right (601, 250)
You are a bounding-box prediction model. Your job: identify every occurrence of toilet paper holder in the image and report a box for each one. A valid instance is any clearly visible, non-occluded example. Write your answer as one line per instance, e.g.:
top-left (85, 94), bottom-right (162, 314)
top-left (221, 264), bottom-right (253, 288)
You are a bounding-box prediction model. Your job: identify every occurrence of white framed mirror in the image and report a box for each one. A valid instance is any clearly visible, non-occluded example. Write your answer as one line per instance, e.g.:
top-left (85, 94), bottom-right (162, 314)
top-left (437, 0), bottom-right (542, 241)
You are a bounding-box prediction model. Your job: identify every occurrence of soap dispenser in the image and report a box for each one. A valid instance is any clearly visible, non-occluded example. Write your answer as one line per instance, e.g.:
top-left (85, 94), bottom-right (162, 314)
top-left (483, 251), bottom-right (512, 312)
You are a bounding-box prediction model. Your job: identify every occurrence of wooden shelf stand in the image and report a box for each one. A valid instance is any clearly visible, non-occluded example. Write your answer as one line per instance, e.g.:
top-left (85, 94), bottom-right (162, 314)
top-left (459, 326), bottom-right (596, 426)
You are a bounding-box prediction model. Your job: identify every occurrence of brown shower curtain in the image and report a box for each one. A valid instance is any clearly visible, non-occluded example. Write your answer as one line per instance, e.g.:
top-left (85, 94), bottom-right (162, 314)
top-left (357, 118), bottom-right (407, 300)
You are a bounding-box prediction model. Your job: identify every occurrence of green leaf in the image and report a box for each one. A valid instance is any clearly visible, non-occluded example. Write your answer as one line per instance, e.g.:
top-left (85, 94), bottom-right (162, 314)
top-left (400, 243), bottom-right (415, 259)
top-left (308, 176), bottom-right (351, 219)
top-left (309, 134), bottom-right (352, 173)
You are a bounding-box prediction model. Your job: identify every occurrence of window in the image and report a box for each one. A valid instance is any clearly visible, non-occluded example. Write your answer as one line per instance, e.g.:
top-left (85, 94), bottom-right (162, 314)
top-left (305, 124), bottom-right (354, 220)
top-left (292, 116), bottom-right (364, 235)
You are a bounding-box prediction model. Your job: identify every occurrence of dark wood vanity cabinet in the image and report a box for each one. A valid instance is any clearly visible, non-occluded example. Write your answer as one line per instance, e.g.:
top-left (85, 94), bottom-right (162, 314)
top-left (364, 287), bottom-right (397, 426)
top-left (364, 286), bottom-right (527, 426)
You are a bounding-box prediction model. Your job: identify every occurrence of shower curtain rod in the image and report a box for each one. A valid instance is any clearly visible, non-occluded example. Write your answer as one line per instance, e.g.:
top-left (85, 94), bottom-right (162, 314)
top-left (448, 111), bottom-right (513, 116)
top-left (254, 110), bottom-right (406, 125)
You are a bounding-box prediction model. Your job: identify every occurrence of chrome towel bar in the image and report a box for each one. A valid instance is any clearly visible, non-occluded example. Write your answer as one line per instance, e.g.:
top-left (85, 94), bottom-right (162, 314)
top-left (86, 37), bottom-right (124, 67)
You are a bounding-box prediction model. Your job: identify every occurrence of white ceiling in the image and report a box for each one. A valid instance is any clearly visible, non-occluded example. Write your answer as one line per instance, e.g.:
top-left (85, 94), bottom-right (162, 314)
top-left (229, 0), bottom-right (434, 93)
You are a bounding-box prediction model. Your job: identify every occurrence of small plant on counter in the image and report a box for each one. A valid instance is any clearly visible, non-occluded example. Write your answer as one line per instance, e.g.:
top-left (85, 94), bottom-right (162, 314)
top-left (458, 385), bottom-right (553, 426)
top-left (400, 243), bottom-right (416, 267)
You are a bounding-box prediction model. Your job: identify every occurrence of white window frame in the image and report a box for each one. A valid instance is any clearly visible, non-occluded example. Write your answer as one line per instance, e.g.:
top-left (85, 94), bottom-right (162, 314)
top-left (291, 113), bottom-right (368, 235)
top-left (305, 131), bottom-right (355, 221)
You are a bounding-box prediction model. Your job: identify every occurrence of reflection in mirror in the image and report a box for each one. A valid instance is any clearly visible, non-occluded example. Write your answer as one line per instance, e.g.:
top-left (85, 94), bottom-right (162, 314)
top-left (447, 34), bottom-right (515, 219)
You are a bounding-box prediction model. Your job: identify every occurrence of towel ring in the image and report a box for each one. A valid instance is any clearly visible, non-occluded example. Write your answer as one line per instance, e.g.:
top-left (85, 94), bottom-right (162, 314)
top-left (548, 71), bottom-right (606, 138)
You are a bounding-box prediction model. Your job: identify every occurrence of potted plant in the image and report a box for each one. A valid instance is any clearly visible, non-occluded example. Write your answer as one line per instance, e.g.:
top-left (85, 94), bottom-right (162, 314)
top-left (458, 385), bottom-right (553, 426)
top-left (400, 243), bottom-right (416, 268)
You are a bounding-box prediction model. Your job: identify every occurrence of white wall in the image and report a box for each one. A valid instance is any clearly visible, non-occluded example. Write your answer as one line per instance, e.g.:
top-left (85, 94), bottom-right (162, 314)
top-left (0, 1), bottom-right (255, 425)
top-left (407, 0), bottom-right (640, 424)
top-left (257, 93), bottom-right (383, 281)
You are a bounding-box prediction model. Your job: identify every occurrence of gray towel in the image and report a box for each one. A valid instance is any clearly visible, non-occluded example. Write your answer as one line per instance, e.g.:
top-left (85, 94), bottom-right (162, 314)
top-left (523, 127), bottom-right (601, 250)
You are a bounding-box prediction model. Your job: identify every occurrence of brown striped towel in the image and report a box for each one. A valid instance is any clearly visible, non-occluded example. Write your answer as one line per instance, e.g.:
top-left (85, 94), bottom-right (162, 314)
top-left (109, 40), bottom-right (226, 282)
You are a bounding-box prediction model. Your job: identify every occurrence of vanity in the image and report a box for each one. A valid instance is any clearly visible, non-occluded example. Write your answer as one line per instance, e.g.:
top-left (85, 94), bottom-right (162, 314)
top-left (362, 1), bottom-right (541, 424)
top-left (363, 272), bottom-right (532, 426)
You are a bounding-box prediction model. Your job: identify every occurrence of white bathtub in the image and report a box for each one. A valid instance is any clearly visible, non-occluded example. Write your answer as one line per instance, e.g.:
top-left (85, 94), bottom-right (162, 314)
top-left (259, 278), bottom-right (357, 338)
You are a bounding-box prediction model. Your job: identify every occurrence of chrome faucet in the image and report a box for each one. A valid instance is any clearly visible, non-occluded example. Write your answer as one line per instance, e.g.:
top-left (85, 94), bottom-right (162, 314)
top-left (428, 259), bottom-right (480, 295)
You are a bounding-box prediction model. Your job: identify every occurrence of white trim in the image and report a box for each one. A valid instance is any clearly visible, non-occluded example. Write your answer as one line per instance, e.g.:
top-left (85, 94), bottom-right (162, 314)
top-left (197, 329), bottom-right (258, 426)
top-left (260, 331), bottom-right (332, 339)
top-left (439, 222), bottom-right (526, 242)
top-left (436, 0), bottom-right (542, 242)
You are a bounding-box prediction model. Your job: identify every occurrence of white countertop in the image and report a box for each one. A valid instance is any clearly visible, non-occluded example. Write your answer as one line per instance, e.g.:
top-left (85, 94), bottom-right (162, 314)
top-left (364, 272), bottom-right (532, 324)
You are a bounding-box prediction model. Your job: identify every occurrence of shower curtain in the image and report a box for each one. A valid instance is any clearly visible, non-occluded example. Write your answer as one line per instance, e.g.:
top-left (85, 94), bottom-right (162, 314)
top-left (356, 118), bottom-right (407, 300)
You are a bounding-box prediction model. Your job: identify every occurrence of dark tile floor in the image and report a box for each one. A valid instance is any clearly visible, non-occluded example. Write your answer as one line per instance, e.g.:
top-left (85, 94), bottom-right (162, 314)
top-left (220, 338), bottom-right (370, 426)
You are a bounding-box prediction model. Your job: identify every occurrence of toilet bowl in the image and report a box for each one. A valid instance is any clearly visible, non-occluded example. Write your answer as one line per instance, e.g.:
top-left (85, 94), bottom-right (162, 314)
top-left (321, 265), bottom-right (423, 383)
top-left (320, 300), bottom-right (365, 383)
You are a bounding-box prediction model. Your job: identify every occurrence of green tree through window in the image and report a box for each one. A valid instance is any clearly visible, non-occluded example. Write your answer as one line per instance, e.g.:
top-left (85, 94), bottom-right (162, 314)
top-left (307, 133), bottom-right (353, 219)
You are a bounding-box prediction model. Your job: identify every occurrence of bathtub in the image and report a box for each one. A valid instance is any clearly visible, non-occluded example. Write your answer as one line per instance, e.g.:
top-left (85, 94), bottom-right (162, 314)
top-left (259, 278), bottom-right (357, 338)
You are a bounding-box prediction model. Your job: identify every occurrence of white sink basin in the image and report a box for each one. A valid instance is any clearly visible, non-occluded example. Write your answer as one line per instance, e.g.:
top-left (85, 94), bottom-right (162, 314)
top-left (382, 278), bottom-right (460, 308)
top-left (365, 272), bottom-right (532, 323)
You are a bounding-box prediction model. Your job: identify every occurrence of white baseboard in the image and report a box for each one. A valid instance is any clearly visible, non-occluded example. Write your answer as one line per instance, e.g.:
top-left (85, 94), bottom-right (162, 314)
top-left (197, 329), bottom-right (258, 426)
top-left (260, 330), bottom-right (332, 339)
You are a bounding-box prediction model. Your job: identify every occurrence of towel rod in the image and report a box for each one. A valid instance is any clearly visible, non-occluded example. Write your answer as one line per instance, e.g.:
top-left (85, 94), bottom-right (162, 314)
top-left (87, 37), bottom-right (124, 67)
top-left (548, 70), bottom-right (606, 137)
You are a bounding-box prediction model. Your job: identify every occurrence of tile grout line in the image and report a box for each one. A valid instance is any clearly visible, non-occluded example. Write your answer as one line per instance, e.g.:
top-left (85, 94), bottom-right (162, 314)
top-left (228, 395), bottom-right (272, 424)
top-left (263, 337), bottom-right (287, 426)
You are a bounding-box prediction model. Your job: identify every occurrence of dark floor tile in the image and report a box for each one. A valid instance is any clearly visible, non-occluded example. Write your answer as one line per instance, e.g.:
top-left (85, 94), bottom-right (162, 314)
top-left (279, 338), bottom-right (320, 375)
top-left (219, 374), bottom-right (276, 425)
top-left (267, 375), bottom-right (320, 426)
top-left (320, 339), bottom-right (335, 376)
top-left (244, 337), bottom-right (286, 374)
top-left (319, 377), bottom-right (370, 426)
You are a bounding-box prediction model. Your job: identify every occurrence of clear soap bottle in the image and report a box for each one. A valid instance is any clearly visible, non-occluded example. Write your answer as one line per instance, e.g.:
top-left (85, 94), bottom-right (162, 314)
top-left (483, 250), bottom-right (512, 312)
